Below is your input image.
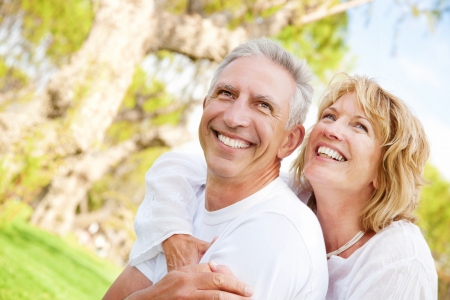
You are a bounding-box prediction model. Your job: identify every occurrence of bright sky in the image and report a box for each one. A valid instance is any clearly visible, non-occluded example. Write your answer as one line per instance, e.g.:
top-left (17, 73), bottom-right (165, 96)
top-left (178, 0), bottom-right (450, 179)
top-left (346, 0), bottom-right (450, 179)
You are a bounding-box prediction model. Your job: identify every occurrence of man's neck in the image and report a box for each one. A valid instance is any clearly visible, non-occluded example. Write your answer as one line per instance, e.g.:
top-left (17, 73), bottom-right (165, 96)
top-left (204, 167), bottom-right (280, 211)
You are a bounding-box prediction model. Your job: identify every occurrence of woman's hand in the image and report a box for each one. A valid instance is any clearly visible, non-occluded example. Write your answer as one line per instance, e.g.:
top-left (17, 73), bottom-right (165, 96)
top-left (125, 261), bottom-right (254, 299)
top-left (162, 234), bottom-right (216, 272)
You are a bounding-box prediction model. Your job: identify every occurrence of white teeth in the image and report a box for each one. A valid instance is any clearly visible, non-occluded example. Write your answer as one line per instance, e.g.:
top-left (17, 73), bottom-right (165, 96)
top-left (218, 134), bottom-right (250, 149)
top-left (318, 146), bottom-right (346, 162)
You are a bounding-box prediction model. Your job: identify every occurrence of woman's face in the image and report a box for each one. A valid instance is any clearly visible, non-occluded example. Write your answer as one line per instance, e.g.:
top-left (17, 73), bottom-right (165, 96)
top-left (304, 92), bottom-right (383, 196)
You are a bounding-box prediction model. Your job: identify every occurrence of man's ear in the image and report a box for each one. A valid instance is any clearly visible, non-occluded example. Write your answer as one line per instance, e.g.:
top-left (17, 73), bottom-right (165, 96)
top-left (277, 124), bottom-right (305, 159)
top-left (203, 97), bottom-right (207, 108)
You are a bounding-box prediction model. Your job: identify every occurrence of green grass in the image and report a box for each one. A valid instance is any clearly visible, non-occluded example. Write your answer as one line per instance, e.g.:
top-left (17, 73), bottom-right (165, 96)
top-left (0, 217), bottom-right (121, 300)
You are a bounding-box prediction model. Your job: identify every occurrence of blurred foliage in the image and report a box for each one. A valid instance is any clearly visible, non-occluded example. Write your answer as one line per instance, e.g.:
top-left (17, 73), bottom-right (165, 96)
top-left (87, 146), bottom-right (169, 212)
top-left (159, 0), bottom-right (349, 81)
top-left (396, 0), bottom-right (450, 30)
top-left (0, 57), bottom-right (29, 93)
top-left (0, 132), bottom-right (58, 204)
top-left (0, 0), bottom-right (93, 98)
top-left (0, 0), bottom-right (93, 65)
top-left (277, 13), bottom-right (348, 81)
top-left (0, 201), bottom-right (120, 300)
top-left (106, 66), bottom-right (185, 145)
top-left (417, 164), bottom-right (450, 298)
top-left (0, 1), bottom-right (448, 295)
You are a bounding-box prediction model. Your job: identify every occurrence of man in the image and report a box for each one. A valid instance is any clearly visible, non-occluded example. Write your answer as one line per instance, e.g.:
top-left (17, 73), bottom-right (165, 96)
top-left (105, 38), bottom-right (328, 299)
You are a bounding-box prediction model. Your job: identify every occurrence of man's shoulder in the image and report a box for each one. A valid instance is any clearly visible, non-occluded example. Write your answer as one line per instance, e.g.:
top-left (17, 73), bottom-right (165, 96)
top-left (252, 178), bottom-right (319, 226)
top-left (206, 179), bottom-right (328, 300)
top-left (226, 178), bottom-right (325, 252)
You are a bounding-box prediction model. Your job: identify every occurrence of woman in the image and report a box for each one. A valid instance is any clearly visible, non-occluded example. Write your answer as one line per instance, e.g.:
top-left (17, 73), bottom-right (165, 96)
top-left (129, 74), bottom-right (437, 299)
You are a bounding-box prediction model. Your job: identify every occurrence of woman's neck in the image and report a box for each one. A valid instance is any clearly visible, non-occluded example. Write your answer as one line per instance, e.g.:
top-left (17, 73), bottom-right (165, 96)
top-left (313, 184), bottom-right (374, 258)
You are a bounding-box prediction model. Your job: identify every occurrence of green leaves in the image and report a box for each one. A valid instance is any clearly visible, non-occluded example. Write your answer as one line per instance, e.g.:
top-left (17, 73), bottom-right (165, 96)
top-left (417, 164), bottom-right (450, 297)
top-left (18, 0), bottom-right (93, 64)
top-left (276, 13), bottom-right (349, 81)
top-left (417, 164), bottom-right (450, 255)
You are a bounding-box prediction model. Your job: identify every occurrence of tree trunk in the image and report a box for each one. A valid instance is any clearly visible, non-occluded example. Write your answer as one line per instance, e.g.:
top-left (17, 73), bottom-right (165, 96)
top-left (30, 0), bottom-right (156, 231)
top-left (25, 0), bottom-right (372, 235)
top-left (31, 125), bottom-right (191, 234)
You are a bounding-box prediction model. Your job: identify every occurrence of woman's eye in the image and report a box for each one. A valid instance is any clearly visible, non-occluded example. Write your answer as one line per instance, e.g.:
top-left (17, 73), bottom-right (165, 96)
top-left (356, 123), bottom-right (368, 132)
top-left (322, 114), bottom-right (335, 121)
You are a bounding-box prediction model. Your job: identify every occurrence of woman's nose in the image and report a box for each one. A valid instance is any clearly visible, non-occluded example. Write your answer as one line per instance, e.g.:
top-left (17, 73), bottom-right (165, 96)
top-left (323, 121), bottom-right (343, 140)
top-left (223, 99), bottom-right (251, 128)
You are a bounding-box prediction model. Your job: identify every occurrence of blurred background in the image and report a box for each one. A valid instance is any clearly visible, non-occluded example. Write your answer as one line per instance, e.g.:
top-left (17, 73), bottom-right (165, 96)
top-left (0, 0), bottom-right (449, 299)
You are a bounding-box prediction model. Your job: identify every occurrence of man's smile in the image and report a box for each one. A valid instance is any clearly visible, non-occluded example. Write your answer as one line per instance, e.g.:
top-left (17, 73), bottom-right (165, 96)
top-left (215, 130), bottom-right (252, 149)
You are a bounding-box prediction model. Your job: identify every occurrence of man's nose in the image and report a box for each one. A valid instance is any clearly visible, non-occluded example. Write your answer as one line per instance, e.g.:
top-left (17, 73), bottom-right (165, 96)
top-left (223, 98), bottom-right (251, 128)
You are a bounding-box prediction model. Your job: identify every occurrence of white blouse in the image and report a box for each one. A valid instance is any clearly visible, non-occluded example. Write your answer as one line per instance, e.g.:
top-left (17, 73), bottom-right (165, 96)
top-left (130, 151), bottom-right (438, 299)
top-left (327, 220), bottom-right (437, 299)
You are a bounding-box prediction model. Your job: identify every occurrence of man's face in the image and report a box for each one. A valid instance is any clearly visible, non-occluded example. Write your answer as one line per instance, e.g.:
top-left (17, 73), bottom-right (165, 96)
top-left (199, 56), bottom-right (298, 182)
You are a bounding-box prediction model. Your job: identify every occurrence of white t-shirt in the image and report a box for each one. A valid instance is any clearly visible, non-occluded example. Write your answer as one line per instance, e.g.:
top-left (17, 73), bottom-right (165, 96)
top-left (327, 220), bottom-right (437, 300)
top-left (135, 173), bottom-right (328, 299)
top-left (130, 152), bottom-right (437, 299)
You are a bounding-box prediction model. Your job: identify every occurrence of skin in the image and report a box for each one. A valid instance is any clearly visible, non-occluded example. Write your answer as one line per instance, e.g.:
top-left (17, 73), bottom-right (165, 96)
top-left (162, 234), bottom-right (217, 272)
top-left (163, 92), bottom-right (383, 274)
top-left (304, 92), bottom-right (382, 257)
top-left (104, 56), bottom-right (304, 299)
top-left (104, 262), bottom-right (253, 300)
top-left (199, 56), bottom-right (304, 211)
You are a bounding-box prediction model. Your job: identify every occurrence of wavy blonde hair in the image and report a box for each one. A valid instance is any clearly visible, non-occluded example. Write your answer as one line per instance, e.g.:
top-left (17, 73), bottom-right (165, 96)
top-left (292, 74), bottom-right (430, 232)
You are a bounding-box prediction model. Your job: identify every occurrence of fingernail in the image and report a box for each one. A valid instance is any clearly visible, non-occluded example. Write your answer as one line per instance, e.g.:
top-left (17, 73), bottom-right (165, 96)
top-left (245, 286), bottom-right (254, 296)
top-left (209, 260), bottom-right (218, 269)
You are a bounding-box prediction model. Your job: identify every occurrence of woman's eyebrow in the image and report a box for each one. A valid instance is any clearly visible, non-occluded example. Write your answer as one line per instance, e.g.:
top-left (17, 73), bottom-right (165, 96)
top-left (325, 106), bottom-right (369, 122)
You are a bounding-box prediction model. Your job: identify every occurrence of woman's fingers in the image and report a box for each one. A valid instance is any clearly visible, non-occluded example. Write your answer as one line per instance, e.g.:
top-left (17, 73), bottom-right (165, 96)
top-left (198, 236), bottom-right (218, 255)
top-left (162, 234), bottom-right (211, 272)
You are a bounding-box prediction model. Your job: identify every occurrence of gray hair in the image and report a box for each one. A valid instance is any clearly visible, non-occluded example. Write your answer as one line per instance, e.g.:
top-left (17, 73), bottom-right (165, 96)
top-left (207, 38), bottom-right (313, 129)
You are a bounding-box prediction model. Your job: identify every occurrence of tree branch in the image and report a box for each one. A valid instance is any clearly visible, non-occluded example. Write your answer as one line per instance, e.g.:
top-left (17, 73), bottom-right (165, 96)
top-left (300, 0), bottom-right (373, 25)
top-left (151, 0), bottom-right (374, 61)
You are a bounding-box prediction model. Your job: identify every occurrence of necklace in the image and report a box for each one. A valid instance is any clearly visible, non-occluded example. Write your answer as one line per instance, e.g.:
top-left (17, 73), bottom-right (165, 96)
top-left (327, 231), bottom-right (365, 259)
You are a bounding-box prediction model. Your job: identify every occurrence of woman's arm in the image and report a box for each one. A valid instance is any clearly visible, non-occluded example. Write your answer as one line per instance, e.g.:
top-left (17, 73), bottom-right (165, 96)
top-left (129, 152), bottom-right (207, 267)
top-left (129, 152), bottom-right (303, 272)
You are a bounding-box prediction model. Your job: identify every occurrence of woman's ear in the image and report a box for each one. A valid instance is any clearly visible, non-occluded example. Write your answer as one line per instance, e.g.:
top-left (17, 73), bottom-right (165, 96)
top-left (277, 124), bottom-right (305, 159)
top-left (373, 176), bottom-right (379, 189)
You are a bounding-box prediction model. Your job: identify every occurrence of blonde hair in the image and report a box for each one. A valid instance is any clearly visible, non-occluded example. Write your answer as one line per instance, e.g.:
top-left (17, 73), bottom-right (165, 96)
top-left (292, 74), bottom-right (430, 232)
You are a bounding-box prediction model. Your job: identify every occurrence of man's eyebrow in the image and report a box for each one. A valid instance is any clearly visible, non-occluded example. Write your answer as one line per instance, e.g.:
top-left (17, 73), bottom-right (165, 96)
top-left (215, 83), bottom-right (237, 92)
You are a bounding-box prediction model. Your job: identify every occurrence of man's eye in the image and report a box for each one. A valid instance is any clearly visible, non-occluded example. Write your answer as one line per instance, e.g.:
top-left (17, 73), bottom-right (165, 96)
top-left (259, 102), bottom-right (272, 111)
top-left (218, 90), bottom-right (233, 97)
